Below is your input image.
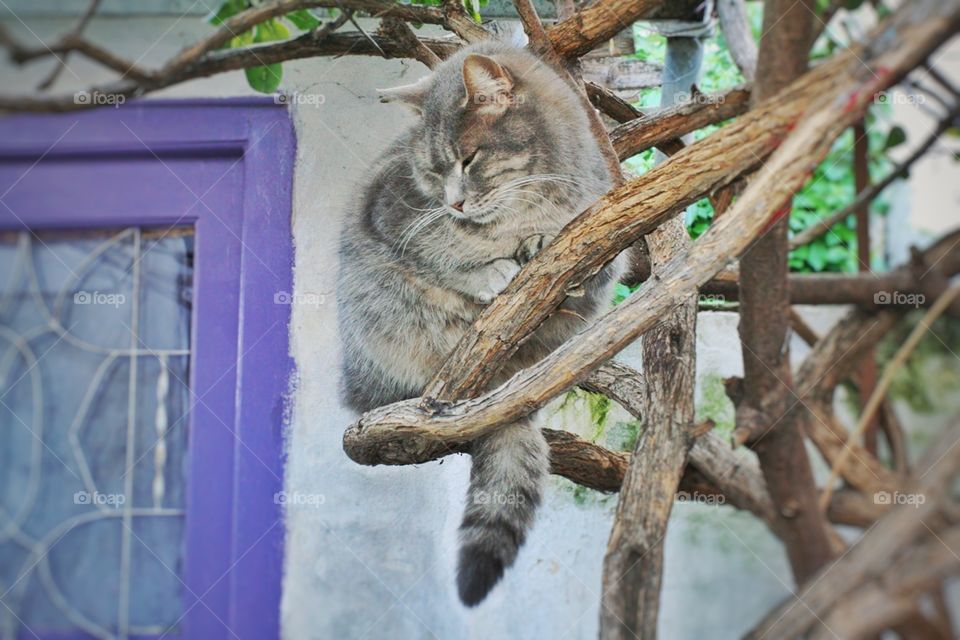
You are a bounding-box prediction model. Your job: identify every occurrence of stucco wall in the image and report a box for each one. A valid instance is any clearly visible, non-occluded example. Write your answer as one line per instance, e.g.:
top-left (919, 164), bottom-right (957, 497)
top-left (0, 13), bottom-right (957, 640)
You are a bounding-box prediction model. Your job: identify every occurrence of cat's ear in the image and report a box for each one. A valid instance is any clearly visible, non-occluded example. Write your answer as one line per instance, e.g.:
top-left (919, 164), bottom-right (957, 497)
top-left (462, 54), bottom-right (514, 115)
top-left (378, 77), bottom-right (430, 114)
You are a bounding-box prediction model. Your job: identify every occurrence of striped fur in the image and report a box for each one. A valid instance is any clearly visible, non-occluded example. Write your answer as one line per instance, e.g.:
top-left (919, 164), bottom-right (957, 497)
top-left (337, 42), bottom-right (621, 605)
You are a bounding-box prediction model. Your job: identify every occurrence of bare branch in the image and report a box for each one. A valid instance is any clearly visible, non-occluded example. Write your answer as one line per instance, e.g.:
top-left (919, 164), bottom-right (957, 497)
top-left (546, 0), bottom-right (664, 59)
top-left (600, 208), bottom-right (697, 639)
top-left (379, 17), bottom-right (441, 69)
top-left (36, 0), bottom-right (103, 90)
top-left (610, 85), bottom-right (751, 160)
top-left (747, 414), bottom-right (960, 639)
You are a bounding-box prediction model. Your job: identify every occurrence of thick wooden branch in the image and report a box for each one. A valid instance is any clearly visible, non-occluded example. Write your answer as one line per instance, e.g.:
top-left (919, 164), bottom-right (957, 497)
top-left (585, 81), bottom-right (644, 123)
top-left (740, 0), bottom-right (833, 584)
top-left (699, 260), bottom-right (960, 307)
top-left (542, 428), bottom-right (629, 492)
top-left (600, 212), bottom-right (697, 639)
top-left (610, 85), bottom-right (752, 160)
top-left (811, 530), bottom-right (960, 640)
top-left (747, 414), bottom-right (960, 639)
top-left (546, 0), bottom-right (664, 59)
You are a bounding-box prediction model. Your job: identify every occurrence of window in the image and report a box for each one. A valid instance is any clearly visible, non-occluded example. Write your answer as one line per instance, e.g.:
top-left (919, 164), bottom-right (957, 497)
top-left (0, 99), bottom-right (294, 639)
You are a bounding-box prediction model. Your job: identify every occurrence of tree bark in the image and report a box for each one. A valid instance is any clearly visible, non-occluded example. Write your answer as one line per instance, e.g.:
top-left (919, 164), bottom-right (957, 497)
top-left (600, 216), bottom-right (697, 639)
top-left (737, 0), bottom-right (833, 584)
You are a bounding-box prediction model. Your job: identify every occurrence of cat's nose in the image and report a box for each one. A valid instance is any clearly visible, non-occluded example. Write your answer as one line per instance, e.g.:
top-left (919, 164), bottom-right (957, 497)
top-left (450, 200), bottom-right (465, 212)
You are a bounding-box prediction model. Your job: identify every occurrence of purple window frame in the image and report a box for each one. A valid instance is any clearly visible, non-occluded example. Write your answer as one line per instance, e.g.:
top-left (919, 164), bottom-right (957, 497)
top-left (0, 98), bottom-right (294, 640)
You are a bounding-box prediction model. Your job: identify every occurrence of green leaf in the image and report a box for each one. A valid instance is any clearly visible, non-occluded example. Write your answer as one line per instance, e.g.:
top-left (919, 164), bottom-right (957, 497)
top-left (258, 18), bottom-right (290, 42)
top-left (209, 0), bottom-right (248, 25)
top-left (285, 9), bottom-right (321, 30)
top-left (884, 126), bottom-right (907, 150)
top-left (242, 20), bottom-right (289, 93)
top-left (808, 243), bottom-right (828, 271)
top-left (246, 64), bottom-right (282, 93)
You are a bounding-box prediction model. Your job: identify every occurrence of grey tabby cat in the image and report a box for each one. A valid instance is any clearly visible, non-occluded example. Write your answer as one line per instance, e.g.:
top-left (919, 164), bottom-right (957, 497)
top-left (337, 41), bottom-right (622, 606)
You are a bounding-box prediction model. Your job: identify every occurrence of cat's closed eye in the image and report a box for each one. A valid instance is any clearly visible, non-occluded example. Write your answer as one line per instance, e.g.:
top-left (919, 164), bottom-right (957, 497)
top-left (461, 149), bottom-right (480, 169)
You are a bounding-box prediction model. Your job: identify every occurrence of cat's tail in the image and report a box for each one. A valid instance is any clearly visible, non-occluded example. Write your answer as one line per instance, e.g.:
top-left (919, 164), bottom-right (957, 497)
top-left (456, 416), bottom-right (549, 606)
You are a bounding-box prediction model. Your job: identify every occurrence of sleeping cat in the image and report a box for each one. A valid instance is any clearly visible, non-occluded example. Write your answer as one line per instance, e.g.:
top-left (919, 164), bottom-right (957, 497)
top-left (337, 41), bottom-right (622, 606)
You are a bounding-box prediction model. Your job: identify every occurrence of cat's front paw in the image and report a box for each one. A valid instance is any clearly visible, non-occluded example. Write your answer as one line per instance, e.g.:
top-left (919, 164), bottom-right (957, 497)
top-left (515, 233), bottom-right (553, 264)
top-left (475, 258), bottom-right (521, 304)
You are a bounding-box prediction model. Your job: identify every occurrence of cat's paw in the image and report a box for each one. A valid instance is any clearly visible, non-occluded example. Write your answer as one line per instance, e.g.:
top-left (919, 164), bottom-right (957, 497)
top-left (515, 234), bottom-right (553, 264)
top-left (475, 258), bottom-right (521, 304)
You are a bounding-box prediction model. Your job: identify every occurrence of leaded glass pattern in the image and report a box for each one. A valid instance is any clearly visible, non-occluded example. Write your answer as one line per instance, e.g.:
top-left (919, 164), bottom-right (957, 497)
top-left (0, 227), bottom-right (193, 639)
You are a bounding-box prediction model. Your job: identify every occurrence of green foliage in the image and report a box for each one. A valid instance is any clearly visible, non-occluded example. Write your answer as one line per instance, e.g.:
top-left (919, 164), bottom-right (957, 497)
top-left (623, 16), bottom-right (903, 276)
top-left (244, 19), bottom-right (290, 93)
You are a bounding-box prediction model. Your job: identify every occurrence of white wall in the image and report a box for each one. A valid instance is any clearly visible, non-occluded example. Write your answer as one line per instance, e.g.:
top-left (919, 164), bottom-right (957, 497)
top-left (0, 14), bottom-right (957, 640)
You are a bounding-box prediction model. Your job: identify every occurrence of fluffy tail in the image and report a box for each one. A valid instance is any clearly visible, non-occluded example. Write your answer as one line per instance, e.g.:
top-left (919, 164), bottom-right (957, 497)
top-left (456, 416), bottom-right (549, 606)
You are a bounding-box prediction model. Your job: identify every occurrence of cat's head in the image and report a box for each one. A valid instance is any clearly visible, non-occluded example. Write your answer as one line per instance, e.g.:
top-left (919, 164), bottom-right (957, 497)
top-left (379, 44), bottom-right (604, 225)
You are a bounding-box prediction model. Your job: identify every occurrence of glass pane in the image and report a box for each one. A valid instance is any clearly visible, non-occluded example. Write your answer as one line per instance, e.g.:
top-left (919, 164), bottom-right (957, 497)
top-left (0, 227), bottom-right (193, 639)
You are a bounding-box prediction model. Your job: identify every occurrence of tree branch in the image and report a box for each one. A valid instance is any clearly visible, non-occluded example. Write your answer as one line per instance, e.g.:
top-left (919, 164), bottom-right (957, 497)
top-left (747, 414), bottom-right (960, 639)
top-left (546, 0), bottom-right (664, 59)
top-left (610, 85), bottom-right (752, 160)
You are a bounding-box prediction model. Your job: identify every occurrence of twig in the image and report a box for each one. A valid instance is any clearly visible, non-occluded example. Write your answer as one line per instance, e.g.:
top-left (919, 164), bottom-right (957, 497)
top-left (789, 308), bottom-right (820, 346)
top-left (791, 106), bottom-right (960, 249)
top-left (37, 0), bottom-right (102, 91)
top-left (379, 18), bottom-right (440, 68)
top-left (819, 283), bottom-right (960, 511)
top-left (925, 63), bottom-right (960, 102)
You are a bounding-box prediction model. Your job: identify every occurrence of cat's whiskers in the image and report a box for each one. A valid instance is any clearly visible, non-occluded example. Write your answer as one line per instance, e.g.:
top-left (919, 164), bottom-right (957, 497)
top-left (394, 206), bottom-right (447, 256)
